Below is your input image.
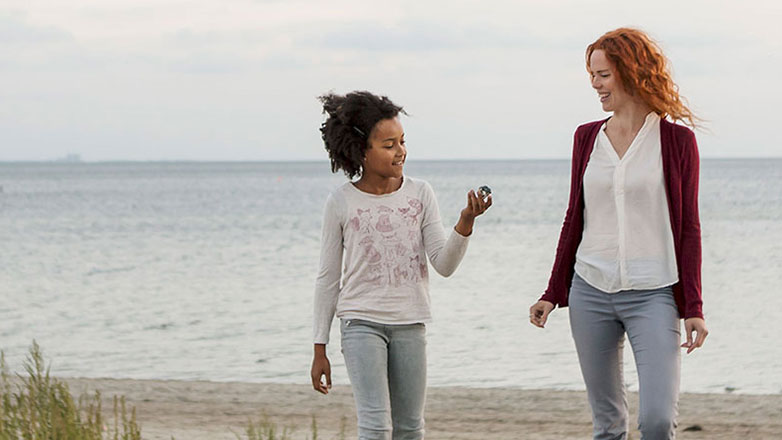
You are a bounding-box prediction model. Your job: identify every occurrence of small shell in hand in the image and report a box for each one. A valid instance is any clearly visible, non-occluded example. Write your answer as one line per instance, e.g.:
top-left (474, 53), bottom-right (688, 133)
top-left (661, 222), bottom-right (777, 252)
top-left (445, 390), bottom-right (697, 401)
top-left (477, 185), bottom-right (492, 200)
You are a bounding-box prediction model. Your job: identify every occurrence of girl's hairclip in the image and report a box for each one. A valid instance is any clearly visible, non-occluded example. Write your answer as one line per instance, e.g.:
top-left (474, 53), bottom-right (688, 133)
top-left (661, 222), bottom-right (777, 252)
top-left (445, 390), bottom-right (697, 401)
top-left (352, 126), bottom-right (366, 137)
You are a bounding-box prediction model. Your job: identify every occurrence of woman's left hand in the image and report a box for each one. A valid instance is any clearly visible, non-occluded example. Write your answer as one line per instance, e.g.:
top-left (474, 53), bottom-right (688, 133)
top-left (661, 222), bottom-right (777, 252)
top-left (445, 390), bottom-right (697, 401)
top-left (454, 190), bottom-right (492, 236)
top-left (681, 317), bottom-right (708, 354)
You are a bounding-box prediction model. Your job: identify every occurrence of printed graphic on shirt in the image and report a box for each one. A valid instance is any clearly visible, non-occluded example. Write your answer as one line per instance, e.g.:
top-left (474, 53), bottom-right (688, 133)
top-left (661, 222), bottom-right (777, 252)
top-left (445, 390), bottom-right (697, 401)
top-left (348, 198), bottom-right (427, 288)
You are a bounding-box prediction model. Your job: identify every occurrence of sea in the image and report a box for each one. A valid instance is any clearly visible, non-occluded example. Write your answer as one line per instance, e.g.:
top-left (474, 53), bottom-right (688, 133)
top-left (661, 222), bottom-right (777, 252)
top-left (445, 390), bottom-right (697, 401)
top-left (1, 159), bottom-right (780, 394)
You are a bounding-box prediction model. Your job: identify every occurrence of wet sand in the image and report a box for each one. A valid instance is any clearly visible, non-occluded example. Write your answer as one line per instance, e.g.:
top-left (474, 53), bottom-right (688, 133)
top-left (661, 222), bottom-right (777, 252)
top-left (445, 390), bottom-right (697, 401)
top-left (64, 378), bottom-right (782, 439)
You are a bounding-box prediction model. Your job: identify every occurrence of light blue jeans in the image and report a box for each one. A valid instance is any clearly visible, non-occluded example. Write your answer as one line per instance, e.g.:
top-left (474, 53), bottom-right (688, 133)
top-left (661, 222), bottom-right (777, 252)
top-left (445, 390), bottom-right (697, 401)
top-left (569, 274), bottom-right (681, 440)
top-left (340, 319), bottom-right (427, 440)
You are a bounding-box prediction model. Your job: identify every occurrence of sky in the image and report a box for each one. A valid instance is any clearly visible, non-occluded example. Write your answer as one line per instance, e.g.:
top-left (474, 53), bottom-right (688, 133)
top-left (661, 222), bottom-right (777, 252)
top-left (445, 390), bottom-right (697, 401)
top-left (1, 0), bottom-right (781, 161)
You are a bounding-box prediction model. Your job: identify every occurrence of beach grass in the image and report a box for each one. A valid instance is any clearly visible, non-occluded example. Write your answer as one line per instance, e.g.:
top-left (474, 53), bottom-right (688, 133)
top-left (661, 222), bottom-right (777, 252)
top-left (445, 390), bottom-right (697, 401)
top-left (237, 414), bottom-right (294, 440)
top-left (236, 414), bottom-right (346, 440)
top-left (1, 342), bottom-right (347, 440)
top-left (0, 341), bottom-right (141, 440)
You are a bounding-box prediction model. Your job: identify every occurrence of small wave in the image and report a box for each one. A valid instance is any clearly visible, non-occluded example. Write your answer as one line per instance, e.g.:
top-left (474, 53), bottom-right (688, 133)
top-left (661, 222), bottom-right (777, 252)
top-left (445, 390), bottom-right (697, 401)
top-left (143, 322), bottom-right (175, 331)
top-left (85, 266), bottom-right (136, 276)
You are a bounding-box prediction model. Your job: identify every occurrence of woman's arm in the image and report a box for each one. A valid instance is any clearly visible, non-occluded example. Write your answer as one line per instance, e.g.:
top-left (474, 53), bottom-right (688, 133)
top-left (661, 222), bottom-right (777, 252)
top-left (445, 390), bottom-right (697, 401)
top-left (679, 129), bottom-right (704, 319)
top-left (679, 129), bottom-right (708, 353)
top-left (532, 125), bottom-right (594, 327)
top-left (540, 128), bottom-right (586, 307)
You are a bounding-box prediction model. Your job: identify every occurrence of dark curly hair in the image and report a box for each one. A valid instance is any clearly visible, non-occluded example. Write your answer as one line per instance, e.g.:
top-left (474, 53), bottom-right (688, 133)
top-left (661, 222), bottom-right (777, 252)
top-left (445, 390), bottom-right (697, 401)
top-left (318, 91), bottom-right (406, 179)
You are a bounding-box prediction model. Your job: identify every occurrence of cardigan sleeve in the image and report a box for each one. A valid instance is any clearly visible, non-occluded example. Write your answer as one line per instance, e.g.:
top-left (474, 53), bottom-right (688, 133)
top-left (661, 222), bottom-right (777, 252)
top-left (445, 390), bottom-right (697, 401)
top-left (679, 128), bottom-right (704, 319)
top-left (540, 128), bottom-right (583, 306)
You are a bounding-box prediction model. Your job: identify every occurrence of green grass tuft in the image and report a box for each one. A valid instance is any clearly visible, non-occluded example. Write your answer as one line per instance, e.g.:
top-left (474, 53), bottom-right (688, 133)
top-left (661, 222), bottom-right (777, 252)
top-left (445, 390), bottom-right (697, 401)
top-left (3, 342), bottom-right (345, 440)
top-left (0, 341), bottom-right (141, 440)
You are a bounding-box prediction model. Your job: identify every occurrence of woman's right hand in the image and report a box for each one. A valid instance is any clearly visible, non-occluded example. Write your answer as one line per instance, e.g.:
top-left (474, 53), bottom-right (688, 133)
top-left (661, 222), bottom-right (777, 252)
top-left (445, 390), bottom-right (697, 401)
top-left (529, 300), bottom-right (555, 328)
top-left (310, 344), bottom-right (332, 394)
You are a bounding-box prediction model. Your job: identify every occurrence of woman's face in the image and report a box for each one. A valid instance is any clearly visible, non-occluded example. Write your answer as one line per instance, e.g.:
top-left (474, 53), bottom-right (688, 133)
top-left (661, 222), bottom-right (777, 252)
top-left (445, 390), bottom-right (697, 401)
top-left (589, 49), bottom-right (633, 113)
top-left (362, 117), bottom-right (406, 179)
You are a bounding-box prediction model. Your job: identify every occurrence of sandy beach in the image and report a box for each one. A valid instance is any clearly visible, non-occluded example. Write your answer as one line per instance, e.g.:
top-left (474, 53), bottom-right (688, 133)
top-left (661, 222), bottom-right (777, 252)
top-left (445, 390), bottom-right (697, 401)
top-left (62, 378), bottom-right (782, 439)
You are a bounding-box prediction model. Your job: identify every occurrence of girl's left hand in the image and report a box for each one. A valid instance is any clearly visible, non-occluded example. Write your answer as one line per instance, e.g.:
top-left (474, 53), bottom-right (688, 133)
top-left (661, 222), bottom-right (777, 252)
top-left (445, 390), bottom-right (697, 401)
top-left (454, 190), bottom-right (492, 236)
top-left (682, 317), bottom-right (708, 354)
top-left (462, 190), bottom-right (492, 220)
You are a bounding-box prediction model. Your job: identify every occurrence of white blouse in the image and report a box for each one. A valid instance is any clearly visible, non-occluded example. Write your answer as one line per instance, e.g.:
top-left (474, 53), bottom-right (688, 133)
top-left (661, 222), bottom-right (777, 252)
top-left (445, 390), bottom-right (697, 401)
top-left (575, 112), bottom-right (679, 293)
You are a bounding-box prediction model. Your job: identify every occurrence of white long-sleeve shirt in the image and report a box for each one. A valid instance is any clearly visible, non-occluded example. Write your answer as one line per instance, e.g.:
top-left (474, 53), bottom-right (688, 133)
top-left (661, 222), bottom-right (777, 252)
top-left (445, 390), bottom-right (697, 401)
top-left (313, 176), bottom-right (470, 344)
top-left (575, 112), bottom-right (679, 293)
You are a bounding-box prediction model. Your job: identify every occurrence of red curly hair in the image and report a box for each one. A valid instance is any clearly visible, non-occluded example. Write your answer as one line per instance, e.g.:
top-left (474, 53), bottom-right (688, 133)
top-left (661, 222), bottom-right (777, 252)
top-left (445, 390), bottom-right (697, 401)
top-left (587, 28), bottom-right (697, 128)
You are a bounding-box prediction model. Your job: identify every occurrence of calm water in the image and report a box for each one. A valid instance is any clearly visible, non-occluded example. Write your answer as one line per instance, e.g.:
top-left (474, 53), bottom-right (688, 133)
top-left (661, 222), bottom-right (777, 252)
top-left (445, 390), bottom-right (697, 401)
top-left (1, 159), bottom-right (781, 394)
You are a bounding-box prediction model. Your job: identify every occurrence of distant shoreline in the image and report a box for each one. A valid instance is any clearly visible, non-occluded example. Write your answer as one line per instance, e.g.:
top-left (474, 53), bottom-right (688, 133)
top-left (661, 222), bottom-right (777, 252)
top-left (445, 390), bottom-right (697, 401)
top-left (2, 157), bottom-right (781, 165)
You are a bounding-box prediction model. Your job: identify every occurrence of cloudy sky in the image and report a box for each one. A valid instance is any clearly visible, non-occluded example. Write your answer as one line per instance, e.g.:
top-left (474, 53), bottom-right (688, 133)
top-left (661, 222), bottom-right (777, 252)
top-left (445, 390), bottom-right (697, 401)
top-left (1, 0), bottom-right (780, 161)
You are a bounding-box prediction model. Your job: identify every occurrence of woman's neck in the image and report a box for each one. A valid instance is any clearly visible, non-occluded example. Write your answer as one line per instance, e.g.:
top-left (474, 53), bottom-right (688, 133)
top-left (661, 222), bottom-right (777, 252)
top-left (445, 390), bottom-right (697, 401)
top-left (353, 174), bottom-right (403, 195)
top-left (608, 101), bottom-right (653, 135)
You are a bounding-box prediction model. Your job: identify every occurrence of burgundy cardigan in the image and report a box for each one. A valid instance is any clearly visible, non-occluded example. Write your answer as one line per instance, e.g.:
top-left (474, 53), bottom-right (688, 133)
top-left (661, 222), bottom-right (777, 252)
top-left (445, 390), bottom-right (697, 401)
top-left (540, 118), bottom-right (704, 319)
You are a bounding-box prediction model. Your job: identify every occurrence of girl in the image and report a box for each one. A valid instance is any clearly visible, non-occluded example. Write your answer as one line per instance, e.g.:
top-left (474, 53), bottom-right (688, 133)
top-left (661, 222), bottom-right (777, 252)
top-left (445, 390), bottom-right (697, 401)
top-left (529, 28), bottom-right (709, 439)
top-left (310, 91), bottom-right (491, 440)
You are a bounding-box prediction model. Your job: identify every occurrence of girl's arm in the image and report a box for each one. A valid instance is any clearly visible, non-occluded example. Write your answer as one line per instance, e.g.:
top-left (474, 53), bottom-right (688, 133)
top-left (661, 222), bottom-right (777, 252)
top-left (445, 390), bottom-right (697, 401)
top-left (422, 183), bottom-right (491, 277)
top-left (311, 193), bottom-right (344, 394)
top-left (454, 189), bottom-right (492, 237)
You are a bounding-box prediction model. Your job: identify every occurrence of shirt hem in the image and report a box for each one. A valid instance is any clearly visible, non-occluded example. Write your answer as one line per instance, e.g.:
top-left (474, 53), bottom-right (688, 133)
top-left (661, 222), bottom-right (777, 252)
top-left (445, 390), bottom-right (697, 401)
top-left (575, 269), bottom-right (679, 294)
top-left (337, 313), bottom-right (433, 326)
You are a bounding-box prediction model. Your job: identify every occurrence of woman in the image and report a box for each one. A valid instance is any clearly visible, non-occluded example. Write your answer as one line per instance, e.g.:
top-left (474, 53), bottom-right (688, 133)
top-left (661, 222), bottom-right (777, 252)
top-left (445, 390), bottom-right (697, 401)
top-left (529, 28), bottom-right (708, 439)
top-left (310, 91), bottom-right (491, 439)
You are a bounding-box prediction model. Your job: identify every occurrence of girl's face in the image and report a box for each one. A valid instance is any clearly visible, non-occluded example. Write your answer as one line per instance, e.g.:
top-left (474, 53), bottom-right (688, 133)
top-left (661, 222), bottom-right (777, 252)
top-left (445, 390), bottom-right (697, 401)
top-left (588, 49), bottom-right (633, 113)
top-left (362, 117), bottom-right (406, 180)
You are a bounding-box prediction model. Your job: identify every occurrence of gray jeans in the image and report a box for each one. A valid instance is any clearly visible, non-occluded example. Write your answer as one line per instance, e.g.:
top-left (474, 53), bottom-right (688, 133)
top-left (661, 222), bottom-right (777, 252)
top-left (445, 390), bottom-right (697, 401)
top-left (569, 274), bottom-right (681, 440)
top-left (340, 319), bottom-right (427, 440)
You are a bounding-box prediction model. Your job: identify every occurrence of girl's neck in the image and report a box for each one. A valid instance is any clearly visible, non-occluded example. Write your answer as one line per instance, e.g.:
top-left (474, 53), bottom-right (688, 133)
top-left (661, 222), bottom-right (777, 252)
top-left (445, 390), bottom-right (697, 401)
top-left (353, 174), bottom-right (403, 195)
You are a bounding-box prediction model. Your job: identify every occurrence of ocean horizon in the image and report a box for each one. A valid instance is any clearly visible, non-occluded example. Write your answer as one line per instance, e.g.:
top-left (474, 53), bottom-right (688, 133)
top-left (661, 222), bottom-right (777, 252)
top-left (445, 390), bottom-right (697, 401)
top-left (1, 159), bottom-right (780, 394)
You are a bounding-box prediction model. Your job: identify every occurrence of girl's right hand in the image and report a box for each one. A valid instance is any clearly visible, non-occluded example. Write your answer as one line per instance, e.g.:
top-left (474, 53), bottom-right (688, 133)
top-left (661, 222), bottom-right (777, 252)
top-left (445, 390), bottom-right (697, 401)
top-left (529, 300), bottom-right (555, 328)
top-left (310, 344), bottom-right (332, 394)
